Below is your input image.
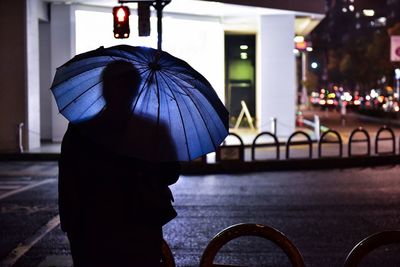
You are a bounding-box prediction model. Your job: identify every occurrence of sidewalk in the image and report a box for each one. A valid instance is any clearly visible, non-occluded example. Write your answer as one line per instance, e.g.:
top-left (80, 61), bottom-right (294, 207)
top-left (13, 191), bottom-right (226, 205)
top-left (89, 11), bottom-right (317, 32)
top-left (3, 110), bottom-right (400, 173)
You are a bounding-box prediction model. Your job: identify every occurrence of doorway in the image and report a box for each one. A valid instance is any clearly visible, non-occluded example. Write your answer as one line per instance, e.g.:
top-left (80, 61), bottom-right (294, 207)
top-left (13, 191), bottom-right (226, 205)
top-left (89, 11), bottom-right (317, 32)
top-left (225, 34), bottom-right (256, 128)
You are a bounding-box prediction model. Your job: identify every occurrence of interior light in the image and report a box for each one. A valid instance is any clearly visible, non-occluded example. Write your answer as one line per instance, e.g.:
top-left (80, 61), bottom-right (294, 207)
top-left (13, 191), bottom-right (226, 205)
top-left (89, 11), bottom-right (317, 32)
top-left (342, 7), bottom-right (347, 13)
top-left (306, 47), bottom-right (313, 52)
top-left (240, 45), bottom-right (248, 50)
top-left (349, 5), bottom-right (355, 12)
top-left (240, 52), bottom-right (248, 59)
top-left (363, 9), bottom-right (375, 16)
top-left (311, 62), bottom-right (318, 69)
top-left (293, 49), bottom-right (299, 55)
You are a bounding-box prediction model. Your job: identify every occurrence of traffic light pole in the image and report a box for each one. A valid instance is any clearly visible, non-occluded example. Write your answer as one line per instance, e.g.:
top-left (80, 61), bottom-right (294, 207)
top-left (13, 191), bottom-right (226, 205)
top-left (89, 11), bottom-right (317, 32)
top-left (118, 0), bottom-right (171, 50)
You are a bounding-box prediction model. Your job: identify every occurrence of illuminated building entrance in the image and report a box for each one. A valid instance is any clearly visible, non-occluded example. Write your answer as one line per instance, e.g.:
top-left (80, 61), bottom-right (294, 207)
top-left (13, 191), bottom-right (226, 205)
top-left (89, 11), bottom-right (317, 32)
top-left (225, 34), bottom-right (256, 128)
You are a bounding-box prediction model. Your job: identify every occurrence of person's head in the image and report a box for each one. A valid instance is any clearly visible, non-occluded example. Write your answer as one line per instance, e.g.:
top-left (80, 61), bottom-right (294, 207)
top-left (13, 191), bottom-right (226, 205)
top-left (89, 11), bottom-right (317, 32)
top-left (102, 60), bottom-right (141, 111)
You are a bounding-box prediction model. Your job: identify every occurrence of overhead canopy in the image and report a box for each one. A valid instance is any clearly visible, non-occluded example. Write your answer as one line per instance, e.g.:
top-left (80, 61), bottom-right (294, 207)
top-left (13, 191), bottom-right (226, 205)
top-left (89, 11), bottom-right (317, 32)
top-left (203, 0), bottom-right (325, 14)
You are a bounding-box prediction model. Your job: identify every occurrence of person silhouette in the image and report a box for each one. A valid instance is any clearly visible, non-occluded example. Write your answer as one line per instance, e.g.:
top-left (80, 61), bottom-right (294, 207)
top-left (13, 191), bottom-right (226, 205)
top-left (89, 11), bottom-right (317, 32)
top-left (58, 60), bottom-right (181, 267)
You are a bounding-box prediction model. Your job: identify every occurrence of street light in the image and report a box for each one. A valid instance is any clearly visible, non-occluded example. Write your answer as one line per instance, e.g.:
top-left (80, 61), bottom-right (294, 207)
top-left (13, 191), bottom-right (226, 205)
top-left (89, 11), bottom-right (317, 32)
top-left (311, 62), bottom-right (318, 69)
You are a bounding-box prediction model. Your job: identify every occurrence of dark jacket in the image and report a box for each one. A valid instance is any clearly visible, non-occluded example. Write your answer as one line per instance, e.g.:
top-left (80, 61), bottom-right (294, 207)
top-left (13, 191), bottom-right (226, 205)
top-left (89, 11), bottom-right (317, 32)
top-left (58, 122), bottom-right (180, 233)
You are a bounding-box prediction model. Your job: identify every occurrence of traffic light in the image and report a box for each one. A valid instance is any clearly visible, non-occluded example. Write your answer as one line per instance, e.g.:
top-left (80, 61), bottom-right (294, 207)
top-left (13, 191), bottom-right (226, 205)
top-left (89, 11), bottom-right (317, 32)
top-left (113, 6), bottom-right (130, 39)
top-left (138, 2), bottom-right (151, 36)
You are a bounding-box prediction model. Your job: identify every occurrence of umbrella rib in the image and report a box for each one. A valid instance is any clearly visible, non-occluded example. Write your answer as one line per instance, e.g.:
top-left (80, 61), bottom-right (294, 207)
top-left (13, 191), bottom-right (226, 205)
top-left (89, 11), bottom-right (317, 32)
top-left (112, 48), bottom-right (149, 65)
top-left (153, 71), bottom-right (162, 159)
top-left (57, 65), bottom-right (149, 115)
top-left (162, 68), bottom-right (226, 129)
top-left (131, 69), bottom-right (153, 113)
top-left (52, 65), bottom-right (106, 90)
top-left (53, 54), bottom-right (148, 89)
top-left (76, 93), bottom-right (104, 121)
top-left (59, 79), bottom-right (102, 113)
top-left (159, 73), bottom-right (191, 160)
top-left (161, 72), bottom-right (220, 152)
top-left (154, 71), bottom-right (161, 127)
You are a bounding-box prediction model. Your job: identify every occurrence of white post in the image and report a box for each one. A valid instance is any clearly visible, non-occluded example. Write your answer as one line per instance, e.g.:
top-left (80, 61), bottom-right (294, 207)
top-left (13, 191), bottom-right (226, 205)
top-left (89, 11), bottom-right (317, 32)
top-left (314, 114), bottom-right (320, 140)
top-left (270, 117), bottom-right (277, 135)
top-left (26, 0), bottom-right (41, 150)
top-left (257, 15), bottom-right (296, 137)
top-left (18, 123), bottom-right (24, 153)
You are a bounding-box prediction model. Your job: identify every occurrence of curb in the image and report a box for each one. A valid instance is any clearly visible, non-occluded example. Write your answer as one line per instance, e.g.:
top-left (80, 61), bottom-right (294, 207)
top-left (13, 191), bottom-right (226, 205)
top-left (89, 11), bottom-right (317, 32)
top-left (1, 153), bottom-right (399, 174)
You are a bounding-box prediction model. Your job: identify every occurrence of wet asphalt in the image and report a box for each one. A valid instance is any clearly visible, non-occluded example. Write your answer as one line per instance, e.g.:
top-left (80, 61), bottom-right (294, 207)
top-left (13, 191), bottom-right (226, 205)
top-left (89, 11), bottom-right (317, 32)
top-left (1, 162), bottom-right (400, 267)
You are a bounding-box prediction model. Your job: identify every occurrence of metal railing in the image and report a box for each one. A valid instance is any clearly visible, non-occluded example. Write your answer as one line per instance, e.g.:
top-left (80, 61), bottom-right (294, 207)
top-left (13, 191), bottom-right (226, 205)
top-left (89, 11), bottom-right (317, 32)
top-left (344, 230), bottom-right (400, 267)
top-left (318, 129), bottom-right (343, 158)
top-left (348, 127), bottom-right (371, 157)
top-left (199, 223), bottom-right (305, 267)
top-left (211, 125), bottom-right (400, 164)
top-left (165, 227), bottom-right (400, 267)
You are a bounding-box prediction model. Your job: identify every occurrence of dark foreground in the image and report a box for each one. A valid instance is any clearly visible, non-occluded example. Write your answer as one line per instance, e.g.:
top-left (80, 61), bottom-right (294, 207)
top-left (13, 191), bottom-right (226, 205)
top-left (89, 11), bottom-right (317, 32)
top-left (1, 162), bottom-right (400, 266)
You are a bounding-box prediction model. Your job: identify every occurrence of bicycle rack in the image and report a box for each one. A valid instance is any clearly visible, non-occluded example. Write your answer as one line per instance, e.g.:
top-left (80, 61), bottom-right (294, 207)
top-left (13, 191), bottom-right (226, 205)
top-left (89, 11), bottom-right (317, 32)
top-left (251, 132), bottom-right (280, 161)
top-left (216, 132), bottom-right (244, 162)
top-left (343, 230), bottom-right (400, 267)
top-left (375, 125), bottom-right (396, 155)
top-left (286, 131), bottom-right (312, 159)
top-left (318, 129), bottom-right (343, 158)
top-left (348, 127), bottom-right (370, 157)
top-left (199, 223), bottom-right (305, 267)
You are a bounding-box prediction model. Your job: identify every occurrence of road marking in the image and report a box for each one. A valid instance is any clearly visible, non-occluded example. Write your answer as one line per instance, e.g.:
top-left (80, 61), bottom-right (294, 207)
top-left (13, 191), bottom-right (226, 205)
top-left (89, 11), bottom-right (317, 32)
top-left (0, 179), bottom-right (55, 201)
top-left (1, 215), bottom-right (60, 267)
top-left (0, 185), bottom-right (21, 190)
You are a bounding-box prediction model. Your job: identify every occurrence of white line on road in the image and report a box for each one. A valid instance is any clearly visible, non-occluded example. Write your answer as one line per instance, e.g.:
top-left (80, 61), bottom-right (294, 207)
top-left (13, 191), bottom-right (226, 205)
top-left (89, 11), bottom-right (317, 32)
top-left (0, 186), bottom-right (21, 190)
top-left (0, 215), bottom-right (60, 267)
top-left (0, 179), bottom-right (56, 201)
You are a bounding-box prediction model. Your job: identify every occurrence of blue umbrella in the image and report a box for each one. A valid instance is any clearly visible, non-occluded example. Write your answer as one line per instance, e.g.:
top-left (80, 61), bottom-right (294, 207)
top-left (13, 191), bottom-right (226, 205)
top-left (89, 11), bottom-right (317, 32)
top-left (51, 45), bottom-right (229, 161)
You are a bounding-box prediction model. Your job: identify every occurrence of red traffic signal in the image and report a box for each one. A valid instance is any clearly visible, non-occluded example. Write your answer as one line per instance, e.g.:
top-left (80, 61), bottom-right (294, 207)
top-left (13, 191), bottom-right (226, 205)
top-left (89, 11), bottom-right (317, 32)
top-left (113, 6), bottom-right (130, 39)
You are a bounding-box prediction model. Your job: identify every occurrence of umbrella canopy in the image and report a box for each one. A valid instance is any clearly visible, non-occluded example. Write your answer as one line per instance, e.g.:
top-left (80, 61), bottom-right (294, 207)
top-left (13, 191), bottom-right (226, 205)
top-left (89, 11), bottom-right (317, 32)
top-left (51, 45), bottom-right (229, 161)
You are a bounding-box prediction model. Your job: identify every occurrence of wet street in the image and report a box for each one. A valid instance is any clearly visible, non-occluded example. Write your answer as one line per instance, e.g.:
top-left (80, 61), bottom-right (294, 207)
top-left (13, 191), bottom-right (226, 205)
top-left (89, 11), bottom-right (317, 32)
top-left (1, 161), bottom-right (400, 266)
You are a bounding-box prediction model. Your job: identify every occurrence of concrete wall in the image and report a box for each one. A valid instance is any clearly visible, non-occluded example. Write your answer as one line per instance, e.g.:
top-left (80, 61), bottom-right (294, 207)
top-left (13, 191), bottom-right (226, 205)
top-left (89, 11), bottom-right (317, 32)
top-left (0, 1), bottom-right (28, 152)
top-left (0, 0), bottom-right (42, 152)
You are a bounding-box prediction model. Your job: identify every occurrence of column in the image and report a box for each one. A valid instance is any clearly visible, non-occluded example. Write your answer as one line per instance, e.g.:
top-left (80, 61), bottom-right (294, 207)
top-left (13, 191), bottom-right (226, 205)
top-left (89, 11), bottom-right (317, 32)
top-left (257, 15), bottom-right (296, 137)
top-left (0, 0), bottom-right (41, 152)
top-left (26, 0), bottom-right (41, 150)
top-left (50, 3), bottom-right (76, 142)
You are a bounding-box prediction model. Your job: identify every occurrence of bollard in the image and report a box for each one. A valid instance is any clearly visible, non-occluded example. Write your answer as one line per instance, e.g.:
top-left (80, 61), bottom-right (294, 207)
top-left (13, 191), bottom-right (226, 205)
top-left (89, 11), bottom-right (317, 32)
top-left (270, 117), bottom-right (277, 135)
top-left (314, 115), bottom-right (320, 141)
top-left (17, 122), bottom-right (24, 153)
